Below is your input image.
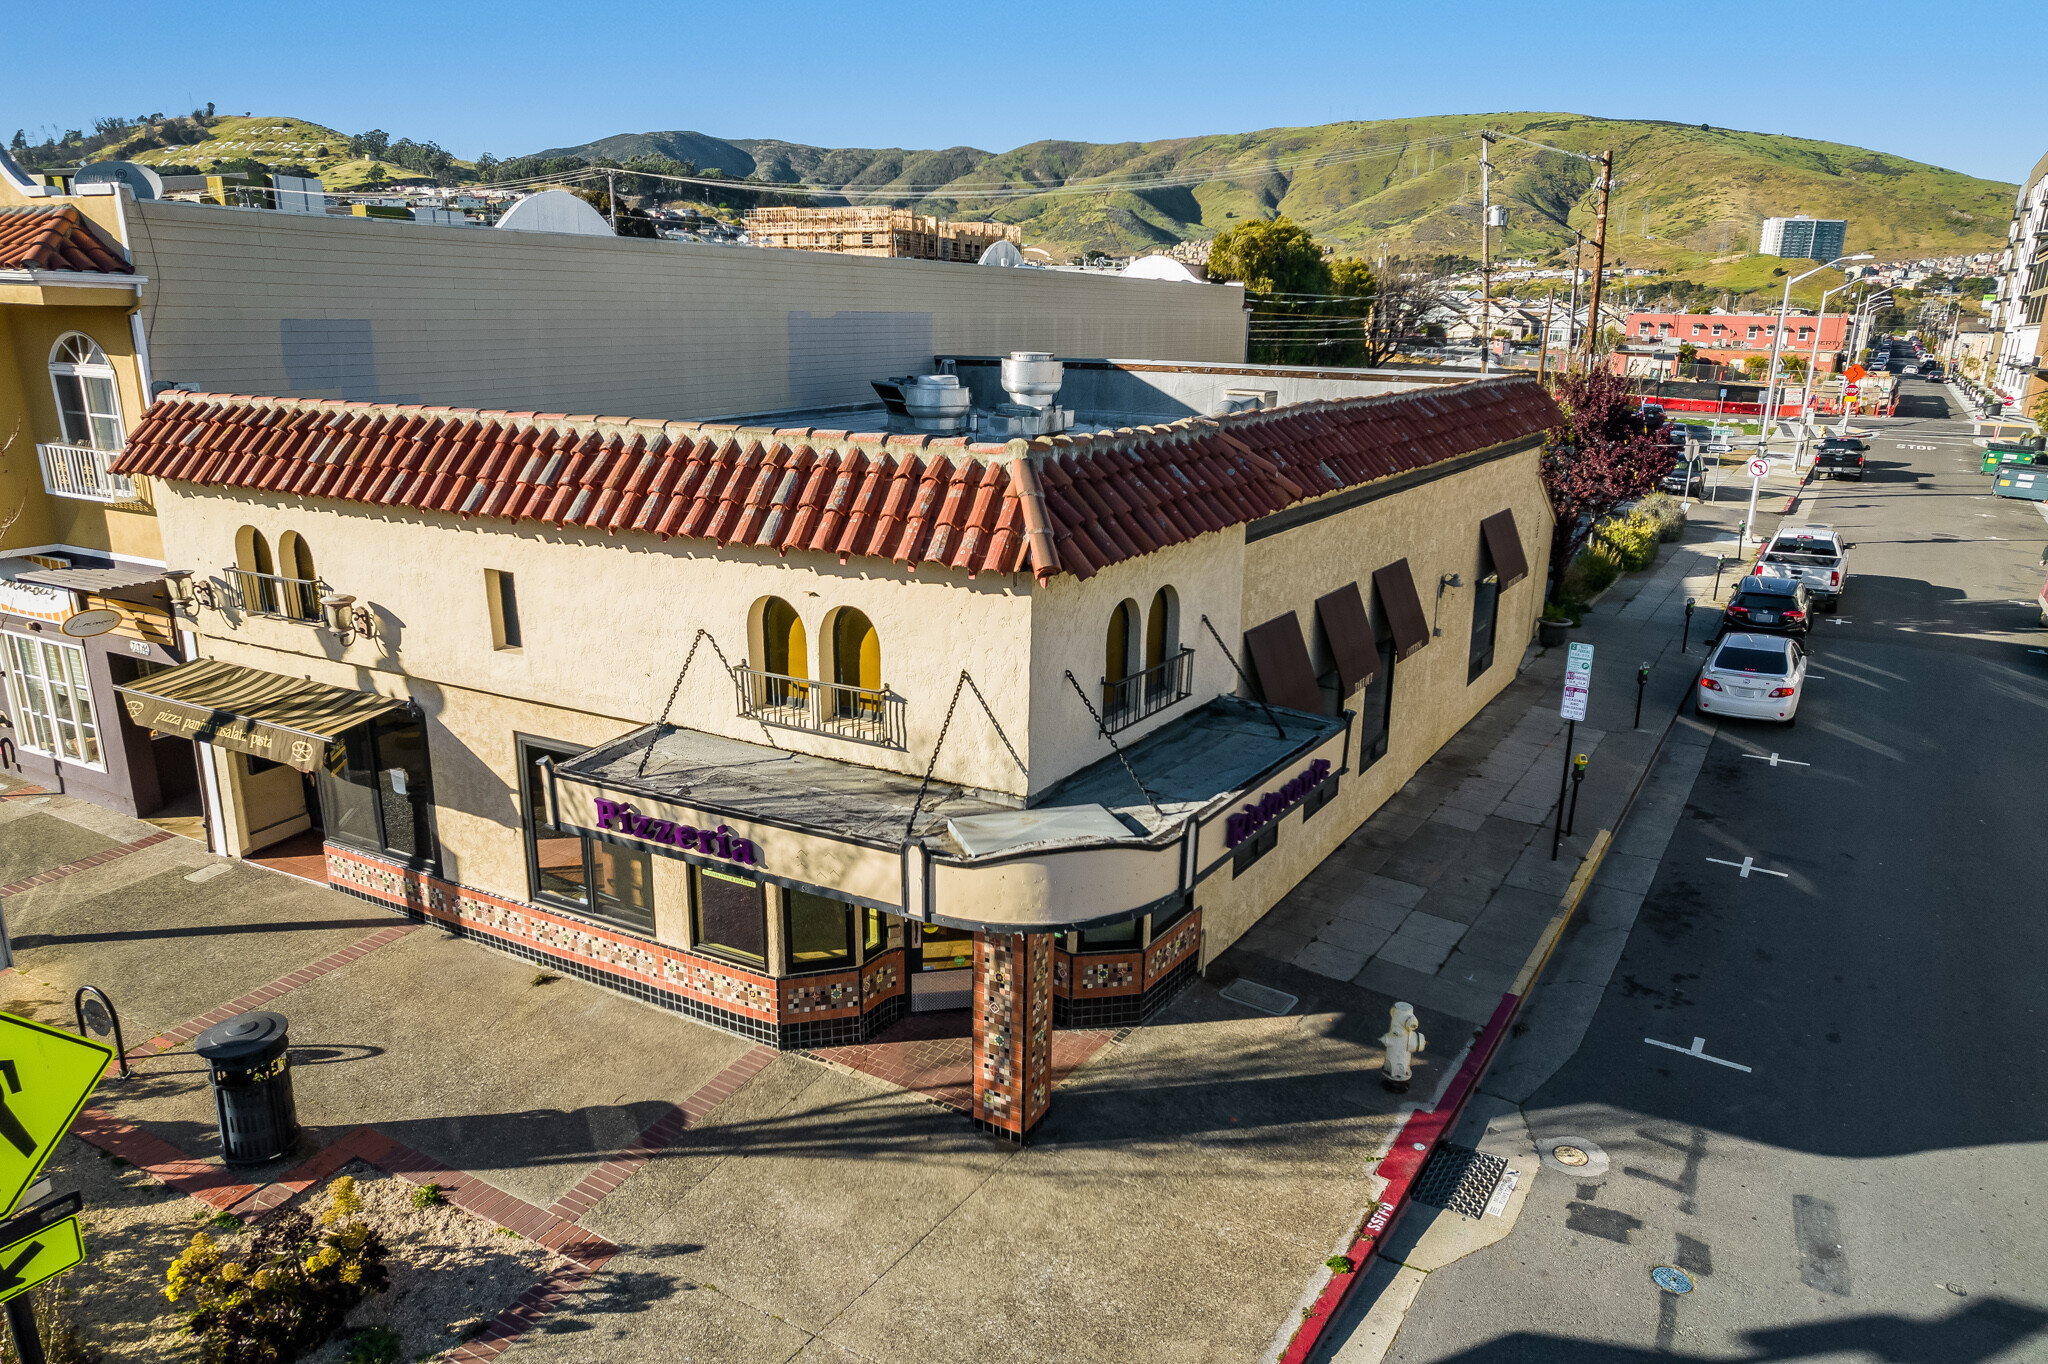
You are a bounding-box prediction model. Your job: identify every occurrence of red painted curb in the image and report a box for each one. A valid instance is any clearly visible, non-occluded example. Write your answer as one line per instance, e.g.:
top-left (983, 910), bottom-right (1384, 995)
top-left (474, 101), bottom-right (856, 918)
top-left (1277, 991), bottom-right (1519, 1364)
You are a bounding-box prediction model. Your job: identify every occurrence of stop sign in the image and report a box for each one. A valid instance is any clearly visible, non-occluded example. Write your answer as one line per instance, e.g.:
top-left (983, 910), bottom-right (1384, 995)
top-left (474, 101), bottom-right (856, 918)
top-left (1846, 382), bottom-right (1861, 396)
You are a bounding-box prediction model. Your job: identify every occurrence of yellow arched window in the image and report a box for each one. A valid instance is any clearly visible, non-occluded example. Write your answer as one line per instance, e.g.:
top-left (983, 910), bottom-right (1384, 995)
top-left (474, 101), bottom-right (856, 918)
top-left (234, 526), bottom-right (278, 614)
top-left (277, 530), bottom-right (318, 619)
top-left (758, 596), bottom-right (809, 708)
top-left (834, 608), bottom-right (880, 691)
top-left (1145, 587), bottom-right (1180, 700)
top-left (1104, 599), bottom-right (1140, 715)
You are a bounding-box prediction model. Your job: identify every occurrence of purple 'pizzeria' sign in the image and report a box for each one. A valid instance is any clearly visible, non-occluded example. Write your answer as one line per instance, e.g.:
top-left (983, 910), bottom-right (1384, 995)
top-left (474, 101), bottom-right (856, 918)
top-left (593, 798), bottom-right (759, 867)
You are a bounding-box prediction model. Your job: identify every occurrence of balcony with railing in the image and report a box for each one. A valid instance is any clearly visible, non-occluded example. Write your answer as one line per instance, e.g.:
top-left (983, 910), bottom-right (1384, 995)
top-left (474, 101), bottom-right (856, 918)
top-left (733, 666), bottom-right (908, 749)
top-left (226, 568), bottom-right (324, 621)
top-left (1099, 647), bottom-right (1194, 734)
top-left (36, 443), bottom-right (138, 504)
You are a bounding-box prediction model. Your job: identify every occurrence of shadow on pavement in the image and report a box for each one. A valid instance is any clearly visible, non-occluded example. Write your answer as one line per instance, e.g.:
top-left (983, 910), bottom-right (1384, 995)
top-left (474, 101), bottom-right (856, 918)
top-left (1419, 1297), bottom-right (2045, 1363)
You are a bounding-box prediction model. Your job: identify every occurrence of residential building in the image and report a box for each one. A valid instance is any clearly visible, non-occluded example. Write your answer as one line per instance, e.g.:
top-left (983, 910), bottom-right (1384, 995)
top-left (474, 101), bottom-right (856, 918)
top-left (1988, 150), bottom-right (2048, 412)
top-left (1759, 215), bottom-right (1848, 262)
top-left (108, 357), bottom-right (1557, 1138)
top-left (0, 160), bottom-right (195, 819)
top-left (743, 207), bottom-right (1022, 264)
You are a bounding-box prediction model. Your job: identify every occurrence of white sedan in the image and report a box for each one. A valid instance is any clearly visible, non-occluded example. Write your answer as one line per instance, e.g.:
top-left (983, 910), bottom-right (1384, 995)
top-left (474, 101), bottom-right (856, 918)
top-left (1695, 631), bottom-right (1807, 725)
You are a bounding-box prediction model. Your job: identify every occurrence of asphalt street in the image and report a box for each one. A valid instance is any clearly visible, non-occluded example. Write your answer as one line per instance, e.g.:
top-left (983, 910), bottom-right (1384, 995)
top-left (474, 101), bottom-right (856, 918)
top-left (1379, 361), bottom-right (2048, 1362)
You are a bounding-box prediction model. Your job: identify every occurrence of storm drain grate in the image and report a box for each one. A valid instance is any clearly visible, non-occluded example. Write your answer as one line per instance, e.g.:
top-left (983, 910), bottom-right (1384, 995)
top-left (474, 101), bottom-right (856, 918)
top-left (1410, 1143), bottom-right (1509, 1219)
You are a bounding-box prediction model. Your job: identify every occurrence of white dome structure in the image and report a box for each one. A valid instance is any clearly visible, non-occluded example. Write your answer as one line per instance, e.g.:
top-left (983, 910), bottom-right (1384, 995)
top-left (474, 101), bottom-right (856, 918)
top-left (495, 189), bottom-right (614, 237)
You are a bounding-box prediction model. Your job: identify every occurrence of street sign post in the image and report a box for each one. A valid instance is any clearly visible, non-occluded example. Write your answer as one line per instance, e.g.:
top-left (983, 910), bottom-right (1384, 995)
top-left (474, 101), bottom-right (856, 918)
top-left (1555, 643), bottom-right (1593, 860)
top-left (0, 1014), bottom-right (111, 1217)
top-left (1744, 458), bottom-right (1770, 548)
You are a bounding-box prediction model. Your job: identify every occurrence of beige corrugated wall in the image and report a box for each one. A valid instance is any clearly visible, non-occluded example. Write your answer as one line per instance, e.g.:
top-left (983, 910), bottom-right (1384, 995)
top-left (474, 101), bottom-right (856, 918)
top-left (126, 200), bottom-right (1247, 419)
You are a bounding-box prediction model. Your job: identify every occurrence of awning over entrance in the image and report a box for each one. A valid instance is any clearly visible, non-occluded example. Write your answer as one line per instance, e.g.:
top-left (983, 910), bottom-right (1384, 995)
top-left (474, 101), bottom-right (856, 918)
top-left (114, 659), bottom-right (406, 772)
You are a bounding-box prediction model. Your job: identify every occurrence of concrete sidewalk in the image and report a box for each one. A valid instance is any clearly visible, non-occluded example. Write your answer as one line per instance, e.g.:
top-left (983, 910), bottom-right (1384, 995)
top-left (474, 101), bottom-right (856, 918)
top-left (1224, 506), bottom-right (1744, 1038)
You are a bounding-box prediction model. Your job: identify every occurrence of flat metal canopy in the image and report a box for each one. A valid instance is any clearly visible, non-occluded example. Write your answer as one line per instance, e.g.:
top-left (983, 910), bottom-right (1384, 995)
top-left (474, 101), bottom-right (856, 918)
top-left (114, 658), bottom-right (406, 772)
top-left (13, 566), bottom-right (164, 593)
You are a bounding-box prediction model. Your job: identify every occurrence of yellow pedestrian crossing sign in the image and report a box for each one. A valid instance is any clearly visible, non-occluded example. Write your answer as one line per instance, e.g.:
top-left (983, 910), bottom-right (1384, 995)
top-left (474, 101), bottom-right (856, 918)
top-left (0, 1214), bottom-right (82, 1305)
top-left (0, 1013), bottom-right (112, 1215)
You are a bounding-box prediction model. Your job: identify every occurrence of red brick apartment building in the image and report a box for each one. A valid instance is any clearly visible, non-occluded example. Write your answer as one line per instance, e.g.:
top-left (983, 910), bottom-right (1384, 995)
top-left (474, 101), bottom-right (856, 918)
top-left (1624, 312), bottom-right (1852, 372)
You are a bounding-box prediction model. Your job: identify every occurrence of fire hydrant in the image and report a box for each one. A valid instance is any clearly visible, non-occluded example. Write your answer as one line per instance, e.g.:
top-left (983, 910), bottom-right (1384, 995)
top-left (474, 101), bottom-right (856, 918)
top-left (1380, 1001), bottom-right (1426, 1093)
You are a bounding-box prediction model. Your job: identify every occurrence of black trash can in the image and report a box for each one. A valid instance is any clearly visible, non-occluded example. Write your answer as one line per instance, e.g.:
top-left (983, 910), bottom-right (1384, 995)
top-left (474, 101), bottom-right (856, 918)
top-left (193, 1011), bottom-right (298, 1165)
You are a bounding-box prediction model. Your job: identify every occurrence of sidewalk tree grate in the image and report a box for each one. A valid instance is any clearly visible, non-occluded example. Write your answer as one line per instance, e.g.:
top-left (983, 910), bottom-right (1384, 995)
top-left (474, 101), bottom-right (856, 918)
top-left (1219, 979), bottom-right (1298, 1015)
top-left (1410, 1143), bottom-right (1510, 1219)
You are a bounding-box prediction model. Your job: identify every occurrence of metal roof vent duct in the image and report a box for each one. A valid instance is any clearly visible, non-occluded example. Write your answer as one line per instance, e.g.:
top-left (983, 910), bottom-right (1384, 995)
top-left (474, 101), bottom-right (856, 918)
top-left (899, 374), bottom-right (971, 434)
top-left (1001, 352), bottom-right (1064, 409)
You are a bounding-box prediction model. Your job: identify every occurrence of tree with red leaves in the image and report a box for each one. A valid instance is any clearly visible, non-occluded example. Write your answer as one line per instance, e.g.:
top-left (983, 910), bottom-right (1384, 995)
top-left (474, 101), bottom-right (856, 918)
top-left (1540, 368), bottom-right (1671, 597)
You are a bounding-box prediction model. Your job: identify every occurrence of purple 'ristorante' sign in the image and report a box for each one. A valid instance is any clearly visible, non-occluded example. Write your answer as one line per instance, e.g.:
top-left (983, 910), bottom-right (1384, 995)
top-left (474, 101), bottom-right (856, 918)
top-left (1224, 757), bottom-right (1332, 848)
top-left (593, 798), bottom-right (759, 867)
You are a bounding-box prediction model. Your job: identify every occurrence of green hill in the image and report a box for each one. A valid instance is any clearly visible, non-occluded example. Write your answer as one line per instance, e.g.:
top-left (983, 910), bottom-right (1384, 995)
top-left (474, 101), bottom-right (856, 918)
top-left (534, 112), bottom-right (2016, 268)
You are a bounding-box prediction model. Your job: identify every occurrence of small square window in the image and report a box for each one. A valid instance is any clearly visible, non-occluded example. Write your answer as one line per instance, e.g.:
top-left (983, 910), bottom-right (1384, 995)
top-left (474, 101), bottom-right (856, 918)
top-left (693, 866), bottom-right (767, 968)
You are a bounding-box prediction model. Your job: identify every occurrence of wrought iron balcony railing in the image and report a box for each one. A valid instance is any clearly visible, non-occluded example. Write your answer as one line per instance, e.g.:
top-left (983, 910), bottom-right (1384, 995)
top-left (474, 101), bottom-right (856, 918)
top-left (225, 569), bottom-right (324, 621)
top-left (733, 666), bottom-right (907, 749)
top-left (1099, 646), bottom-right (1194, 734)
top-left (36, 442), bottom-right (137, 504)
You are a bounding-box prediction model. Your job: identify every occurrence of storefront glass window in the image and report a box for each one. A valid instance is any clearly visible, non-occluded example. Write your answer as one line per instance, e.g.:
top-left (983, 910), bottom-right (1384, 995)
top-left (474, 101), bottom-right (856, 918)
top-left (916, 923), bottom-right (974, 971)
top-left (786, 890), bottom-right (855, 972)
top-left (590, 838), bottom-right (655, 935)
top-left (317, 710), bottom-right (435, 871)
top-left (863, 907), bottom-right (901, 957)
top-left (2, 633), bottom-right (102, 768)
top-left (693, 867), bottom-right (767, 968)
top-left (1077, 917), bottom-right (1139, 951)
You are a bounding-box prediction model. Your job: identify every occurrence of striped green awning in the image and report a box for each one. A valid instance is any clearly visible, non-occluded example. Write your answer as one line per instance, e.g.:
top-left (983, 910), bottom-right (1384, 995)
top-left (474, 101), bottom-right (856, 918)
top-left (114, 658), bottom-right (405, 772)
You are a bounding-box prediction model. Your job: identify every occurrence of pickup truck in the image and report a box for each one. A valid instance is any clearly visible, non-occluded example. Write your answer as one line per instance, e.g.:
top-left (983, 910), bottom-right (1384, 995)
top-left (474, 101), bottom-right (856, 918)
top-left (1753, 524), bottom-right (1851, 611)
top-left (1813, 438), bottom-right (1868, 480)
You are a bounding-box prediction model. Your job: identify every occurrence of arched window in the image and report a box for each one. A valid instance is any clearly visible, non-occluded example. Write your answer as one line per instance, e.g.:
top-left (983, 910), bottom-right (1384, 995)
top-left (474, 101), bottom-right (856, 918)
top-left (1103, 598), bottom-right (1141, 718)
top-left (833, 608), bottom-right (880, 692)
top-left (752, 596), bottom-right (810, 710)
top-left (49, 334), bottom-right (123, 451)
top-left (234, 526), bottom-right (278, 615)
top-left (1145, 586), bottom-right (1179, 678)
top-left (277, 531), bottom-right (319, 619)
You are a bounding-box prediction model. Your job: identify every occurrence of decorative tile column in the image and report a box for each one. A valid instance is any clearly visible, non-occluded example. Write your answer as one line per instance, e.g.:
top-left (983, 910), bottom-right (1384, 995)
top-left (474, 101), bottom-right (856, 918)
top-left (972, 931), bottom-right (1054, 1140)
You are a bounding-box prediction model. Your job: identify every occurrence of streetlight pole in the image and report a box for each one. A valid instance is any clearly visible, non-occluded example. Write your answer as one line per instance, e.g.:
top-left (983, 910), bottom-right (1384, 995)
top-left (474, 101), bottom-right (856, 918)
top-left (1479, 133), bottom-right (1494, 376)
top-left (1759, 253), bottom-right (1873, 451)
top-left (1802, 280), bottom-right (1851, 431)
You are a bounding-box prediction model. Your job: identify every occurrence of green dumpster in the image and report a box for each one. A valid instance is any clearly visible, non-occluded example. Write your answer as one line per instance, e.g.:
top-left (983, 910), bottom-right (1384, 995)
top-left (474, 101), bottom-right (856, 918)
top-left (1984, 439), bottom-right (2048, 474)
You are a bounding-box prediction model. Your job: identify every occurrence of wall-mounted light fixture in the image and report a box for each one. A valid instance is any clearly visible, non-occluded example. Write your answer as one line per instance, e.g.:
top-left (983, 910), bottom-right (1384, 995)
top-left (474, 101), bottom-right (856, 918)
top-left (1434, 572), bottom-right (1465, 636)
top-left (163, 568), bottom-right (218, 615)
top-left (319, 593), bottom-right (374, 645)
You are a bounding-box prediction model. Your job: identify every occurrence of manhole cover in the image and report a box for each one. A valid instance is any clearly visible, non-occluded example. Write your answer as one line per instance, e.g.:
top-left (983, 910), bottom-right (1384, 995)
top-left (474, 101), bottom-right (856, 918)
top-left (1652, 1266), bottom-right (1695, 1294)
top-left (1410, 1143), bottom-right (1510, 1219)
top-left (1219, 979), bottom-right (1297, 1016)
top-left (1553, 1144), bottom-right (1590, 1166)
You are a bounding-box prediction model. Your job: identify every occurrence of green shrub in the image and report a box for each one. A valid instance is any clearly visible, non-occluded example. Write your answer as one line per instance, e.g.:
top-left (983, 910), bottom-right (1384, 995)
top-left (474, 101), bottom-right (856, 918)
top-left (1635, 493), bottom-right (1688, 542)
top-left (165, 1175), bottom-right (389, 1363)
top-left (1562, 548), bottom-right (1621, 602)
top-left (409, 1183), bottom-right (444, 1210)
top-left (1593, 511), bottom-right (1660, 572)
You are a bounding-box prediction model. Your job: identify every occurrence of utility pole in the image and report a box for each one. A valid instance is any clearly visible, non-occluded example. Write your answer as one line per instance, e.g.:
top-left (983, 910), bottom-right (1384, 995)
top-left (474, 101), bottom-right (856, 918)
top-left (1479, 133), bottom-right (1494, 376)
top-left (1566, 236), bottom-right (1584, 375)
top-left (606, 171), bottom-right (618, 231)
top-left (1538, 286), bottom-right (1556, 385)
top-left (1582, 150), bottom-right (1613, 372)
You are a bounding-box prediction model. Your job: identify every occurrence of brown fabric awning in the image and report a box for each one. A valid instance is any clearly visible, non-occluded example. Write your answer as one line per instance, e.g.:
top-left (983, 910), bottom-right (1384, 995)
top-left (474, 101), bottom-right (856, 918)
top-left (1481, 509), bottom-right (1531, 588)
top-left (1314, 583), bottom-right (1377, 697)
top-left (1372, 559), bottom-right (1431, 660)
top-left (1244, 612), bottom-right (1324, 714)
top-left (114, 659), bottom-right (405, 772)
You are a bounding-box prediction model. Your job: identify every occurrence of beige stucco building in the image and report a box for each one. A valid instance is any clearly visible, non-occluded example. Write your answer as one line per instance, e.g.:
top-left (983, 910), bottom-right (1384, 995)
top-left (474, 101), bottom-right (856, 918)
top-left (111, 357), bottom-right (1557, 1137)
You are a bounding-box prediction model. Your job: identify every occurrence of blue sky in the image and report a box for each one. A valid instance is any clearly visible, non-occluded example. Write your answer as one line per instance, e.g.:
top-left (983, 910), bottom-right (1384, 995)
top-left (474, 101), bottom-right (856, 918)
top-left (6, 0), bottom-right (2037, 183)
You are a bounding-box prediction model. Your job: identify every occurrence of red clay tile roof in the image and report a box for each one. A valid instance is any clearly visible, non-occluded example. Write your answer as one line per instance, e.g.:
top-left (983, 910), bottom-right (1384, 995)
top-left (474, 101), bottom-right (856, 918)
top-left (113, 381), bottom-right (1559, 581)
top-left (0, 205), bottom-right (134, 274)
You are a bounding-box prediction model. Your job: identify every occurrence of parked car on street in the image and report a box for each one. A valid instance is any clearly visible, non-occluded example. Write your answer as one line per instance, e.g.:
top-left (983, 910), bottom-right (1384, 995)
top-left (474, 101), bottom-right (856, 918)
top-left (1724, 576), bottom-right (1816, 638)
top-left (1814, 438), bottom-right (1868, 480)
top-left (1754, 525), bottom-right (1850, 610)
top-left (1695, 631), bottom-right (1807, 725)
top-left (1659, 453), bottom-right (1705, 496)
